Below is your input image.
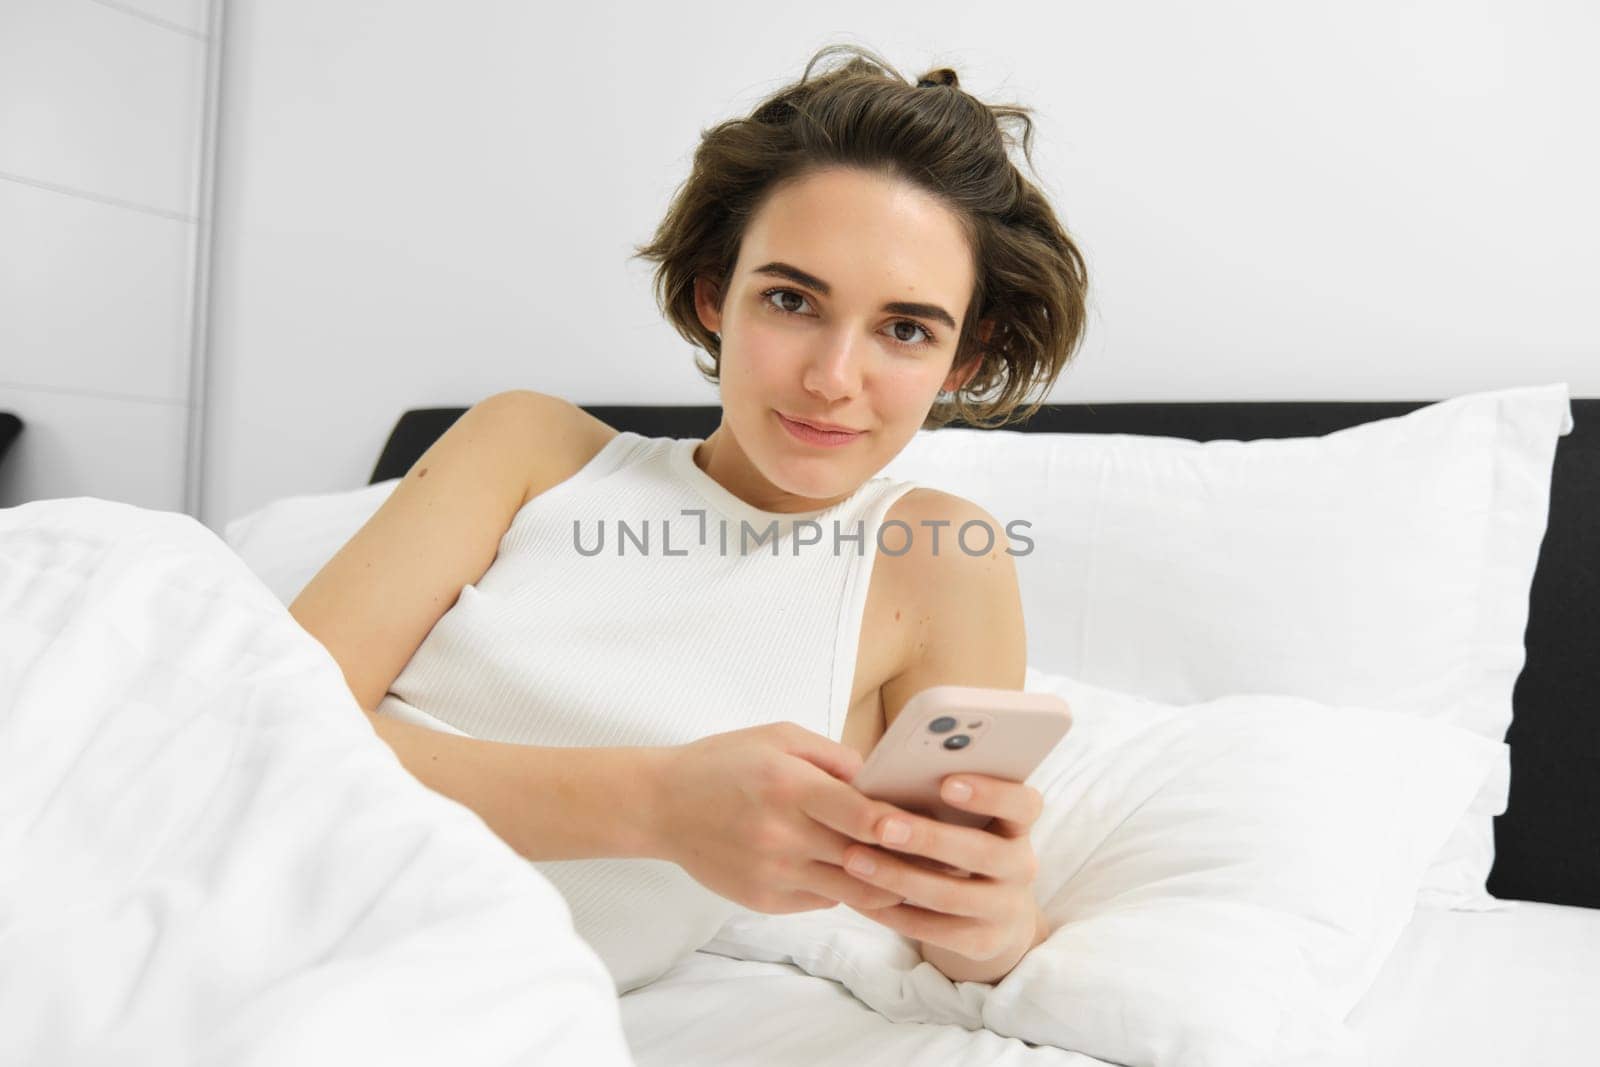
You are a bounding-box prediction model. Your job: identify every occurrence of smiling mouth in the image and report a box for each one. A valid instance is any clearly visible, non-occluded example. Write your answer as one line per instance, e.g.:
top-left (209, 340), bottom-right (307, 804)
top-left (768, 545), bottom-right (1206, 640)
top-left (779, 411), bottom-right (863, 433)
top-left (777, 411), bottom-right (865, 445)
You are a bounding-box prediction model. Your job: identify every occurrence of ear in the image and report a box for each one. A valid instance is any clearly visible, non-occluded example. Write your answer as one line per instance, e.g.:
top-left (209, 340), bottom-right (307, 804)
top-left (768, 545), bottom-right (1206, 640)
top-left (943, 319), bottom-right (994, 392)
top-left (943, 358), bottom-right (981, 393)
top-left (693, 275), bottom-right (724, 336)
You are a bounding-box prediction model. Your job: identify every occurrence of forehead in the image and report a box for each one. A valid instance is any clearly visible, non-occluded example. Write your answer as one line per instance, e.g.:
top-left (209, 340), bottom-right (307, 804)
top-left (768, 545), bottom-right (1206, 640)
top-left (737, 167), bottom-right (975, 314)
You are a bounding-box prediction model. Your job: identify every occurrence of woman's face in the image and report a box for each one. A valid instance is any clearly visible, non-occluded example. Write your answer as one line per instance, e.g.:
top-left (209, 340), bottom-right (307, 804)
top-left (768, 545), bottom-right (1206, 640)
top-left (693, 166), bottom-right (986, 512)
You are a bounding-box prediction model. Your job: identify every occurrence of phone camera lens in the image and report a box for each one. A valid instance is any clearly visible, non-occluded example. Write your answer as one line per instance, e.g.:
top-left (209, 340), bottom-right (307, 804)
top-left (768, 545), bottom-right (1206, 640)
top-left (943, 734), bottom-right (971, 750)
top-left (928, 716), bottom-right (958, 734)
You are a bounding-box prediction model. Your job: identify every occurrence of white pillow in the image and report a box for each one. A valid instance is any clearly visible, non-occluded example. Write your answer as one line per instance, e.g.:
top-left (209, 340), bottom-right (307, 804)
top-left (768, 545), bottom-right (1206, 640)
top-left (224, 478), bottom-right (399, 605)
top-left (702, 666), bottom-right (1507, 1067)
top-left (878, 383), bottom-right (1574, 911)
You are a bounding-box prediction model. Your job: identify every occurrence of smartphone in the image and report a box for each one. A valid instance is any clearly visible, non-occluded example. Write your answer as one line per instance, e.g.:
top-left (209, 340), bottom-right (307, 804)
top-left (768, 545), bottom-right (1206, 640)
top-left (851, 685), bottom-right (1073, 830)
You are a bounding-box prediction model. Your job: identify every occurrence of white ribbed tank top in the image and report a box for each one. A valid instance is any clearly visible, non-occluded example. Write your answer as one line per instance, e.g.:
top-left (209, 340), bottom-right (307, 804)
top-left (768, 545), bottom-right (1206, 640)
top-left (374, 430), bottom-right (921, 992)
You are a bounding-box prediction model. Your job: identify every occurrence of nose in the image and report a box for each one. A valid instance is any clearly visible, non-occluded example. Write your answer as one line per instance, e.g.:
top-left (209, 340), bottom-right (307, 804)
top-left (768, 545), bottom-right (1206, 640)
top-left (801, 329), bottom-right (866, 401)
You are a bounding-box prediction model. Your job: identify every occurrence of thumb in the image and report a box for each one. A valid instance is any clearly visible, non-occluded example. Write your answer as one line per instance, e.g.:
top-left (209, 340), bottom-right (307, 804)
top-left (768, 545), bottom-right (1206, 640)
top-left (778, 724), bottom-right (864, 784)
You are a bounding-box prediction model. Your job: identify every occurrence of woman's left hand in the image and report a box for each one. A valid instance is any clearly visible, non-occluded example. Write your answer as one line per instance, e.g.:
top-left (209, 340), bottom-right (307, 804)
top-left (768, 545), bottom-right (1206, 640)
top-left (840, 773), bottom-right (1050, 984)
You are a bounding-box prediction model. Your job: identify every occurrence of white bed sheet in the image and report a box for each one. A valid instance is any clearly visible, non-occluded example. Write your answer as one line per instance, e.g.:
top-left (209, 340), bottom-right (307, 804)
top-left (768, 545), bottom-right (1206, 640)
top-left (618, 900), bottom-right (1600, 1066)
top-left (1348, 900), bottom-right (1600, 1065)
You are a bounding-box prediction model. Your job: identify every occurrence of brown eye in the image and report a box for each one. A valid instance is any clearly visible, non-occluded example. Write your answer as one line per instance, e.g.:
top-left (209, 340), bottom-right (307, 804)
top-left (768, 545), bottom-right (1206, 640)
top-left (892, 321), bottom-right (934, 346)
top-left (762, 288), bottom-right (810, 315)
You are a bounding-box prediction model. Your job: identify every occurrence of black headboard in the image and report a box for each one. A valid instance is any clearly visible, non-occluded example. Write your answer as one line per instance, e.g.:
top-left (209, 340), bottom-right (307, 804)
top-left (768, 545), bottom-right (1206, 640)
top-left (0, 412), bottom-right (22, 464)
top-left (372, 399), bottom-right (1599, 912)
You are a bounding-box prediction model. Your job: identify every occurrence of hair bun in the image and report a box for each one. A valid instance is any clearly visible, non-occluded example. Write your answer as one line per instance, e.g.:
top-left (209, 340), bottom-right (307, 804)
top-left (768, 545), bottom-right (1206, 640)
top-left (915, 68), bottom-right (959, 89)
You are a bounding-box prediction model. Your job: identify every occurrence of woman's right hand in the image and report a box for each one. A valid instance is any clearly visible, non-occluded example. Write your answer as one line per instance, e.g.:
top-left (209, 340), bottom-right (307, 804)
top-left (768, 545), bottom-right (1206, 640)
top-left (646, 721), bottom-right (909, 914)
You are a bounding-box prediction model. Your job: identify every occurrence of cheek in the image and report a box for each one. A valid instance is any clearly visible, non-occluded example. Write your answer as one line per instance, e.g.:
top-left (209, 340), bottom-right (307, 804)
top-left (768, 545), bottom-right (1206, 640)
top-left (882, 364), bottom-right (947, 410)
top-left (735, 337), bottom-right (806, 390)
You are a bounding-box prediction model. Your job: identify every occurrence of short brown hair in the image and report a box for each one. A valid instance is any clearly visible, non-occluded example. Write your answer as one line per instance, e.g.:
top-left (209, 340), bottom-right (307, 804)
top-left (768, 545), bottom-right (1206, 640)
top-left (631, 44), bottom-right (1090, 430)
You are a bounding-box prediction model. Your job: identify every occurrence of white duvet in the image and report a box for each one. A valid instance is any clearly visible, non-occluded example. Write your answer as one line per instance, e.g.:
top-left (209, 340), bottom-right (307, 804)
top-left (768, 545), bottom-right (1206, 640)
top-left (0, 499), bottom-right (632, 1066)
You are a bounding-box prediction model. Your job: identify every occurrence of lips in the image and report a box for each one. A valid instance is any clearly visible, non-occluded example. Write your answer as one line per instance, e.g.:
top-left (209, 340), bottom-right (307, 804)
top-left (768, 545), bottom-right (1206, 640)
top-left (782, 413), bottom-right (862, 434)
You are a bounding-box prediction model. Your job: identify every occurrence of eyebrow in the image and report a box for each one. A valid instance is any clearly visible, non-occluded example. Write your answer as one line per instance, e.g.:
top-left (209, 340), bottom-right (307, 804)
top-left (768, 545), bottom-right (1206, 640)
top-left (751, 261), bottom-right (959, 333)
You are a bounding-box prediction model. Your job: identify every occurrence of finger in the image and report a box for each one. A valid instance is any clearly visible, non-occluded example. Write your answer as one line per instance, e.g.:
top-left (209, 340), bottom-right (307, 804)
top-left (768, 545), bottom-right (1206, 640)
top-left (801, 860), bottom-right (905, 911)
top-left (889, 850), bottom-right (968, 877)
top-left (766, 889), bottom-right (841, 914)
top-left (785, 817), bottom-right (910, 909)
top-left (845, 901), bottom-right (991, 958)
top-left (796, 773), bottom-right (897, 847)
top-left (865, 808), bottom-right (1027, 882)
top-left (793, 809), bottom-right (959, 872)
top-left (797, 776), bottom-right (1028, 881)
top-left (776, 721), bottom-right (863, 784)
top-left (793, 810), bottom-right (968, 885)
top-left (839, 843), bottom-right (1002, 918)
top-left (940, 775), bottom-right (1045, 839)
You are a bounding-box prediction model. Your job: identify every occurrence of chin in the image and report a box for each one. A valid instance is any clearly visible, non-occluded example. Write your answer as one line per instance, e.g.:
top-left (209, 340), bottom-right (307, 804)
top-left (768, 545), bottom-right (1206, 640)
top-left (761, 449), bottom-right (852, 498)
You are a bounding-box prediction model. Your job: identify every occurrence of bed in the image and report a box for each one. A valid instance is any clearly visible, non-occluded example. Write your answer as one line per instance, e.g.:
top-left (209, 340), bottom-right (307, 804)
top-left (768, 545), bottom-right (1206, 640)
top-left (3, 387), bottom-right (1594, 1065)
top-left (364, 389), bottom-right (1599, 1066)
top-left (612, 899), bottom-right (1600, 1065)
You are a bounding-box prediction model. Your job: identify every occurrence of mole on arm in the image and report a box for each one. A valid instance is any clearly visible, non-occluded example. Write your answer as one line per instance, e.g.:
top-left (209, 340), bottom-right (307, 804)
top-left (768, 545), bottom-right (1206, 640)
top-left (417, 467), bottom-right (429, 478)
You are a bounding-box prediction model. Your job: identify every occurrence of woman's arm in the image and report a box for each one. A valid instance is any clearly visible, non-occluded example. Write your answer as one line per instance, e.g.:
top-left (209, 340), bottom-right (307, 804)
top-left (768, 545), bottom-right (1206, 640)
top-left (361, 709), bottom-right (667, 862)
top-left (287, 389), bottom-right (657, 860)
top-left (844, 493), bottom-right (1046, 984)
top-left (364, 711), bottom-right (914, 927)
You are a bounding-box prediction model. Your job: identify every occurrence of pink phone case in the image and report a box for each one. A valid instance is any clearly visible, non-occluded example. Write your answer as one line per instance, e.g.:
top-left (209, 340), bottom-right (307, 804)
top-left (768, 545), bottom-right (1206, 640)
top-left (851, 685), bottom-right (1073, 829)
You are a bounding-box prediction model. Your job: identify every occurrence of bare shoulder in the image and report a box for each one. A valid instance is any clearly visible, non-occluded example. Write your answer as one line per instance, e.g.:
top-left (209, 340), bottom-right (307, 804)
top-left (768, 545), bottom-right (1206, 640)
top-left (880, 486), bottom-right (994, 541)
top-left (494, 390), bottom-right (621, 506)
top-left (875, 487), bottom-right (1011, 588)
top-left (289, 388), bottom-right (617, 714)
top-left (875, 487), bottom-right (1028, 730)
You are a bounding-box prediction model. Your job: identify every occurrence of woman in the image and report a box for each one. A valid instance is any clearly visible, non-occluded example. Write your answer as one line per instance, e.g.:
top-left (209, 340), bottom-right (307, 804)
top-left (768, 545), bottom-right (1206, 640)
top-left (291, 44), bottom-right (1088, 994)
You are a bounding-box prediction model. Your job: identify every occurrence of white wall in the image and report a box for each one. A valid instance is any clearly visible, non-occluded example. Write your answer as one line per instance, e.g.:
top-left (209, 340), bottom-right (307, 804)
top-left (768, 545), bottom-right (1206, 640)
top-left (0, 0), bottom-right (221, 512)
top-left (200, 0), bottom-right (1599, 533)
